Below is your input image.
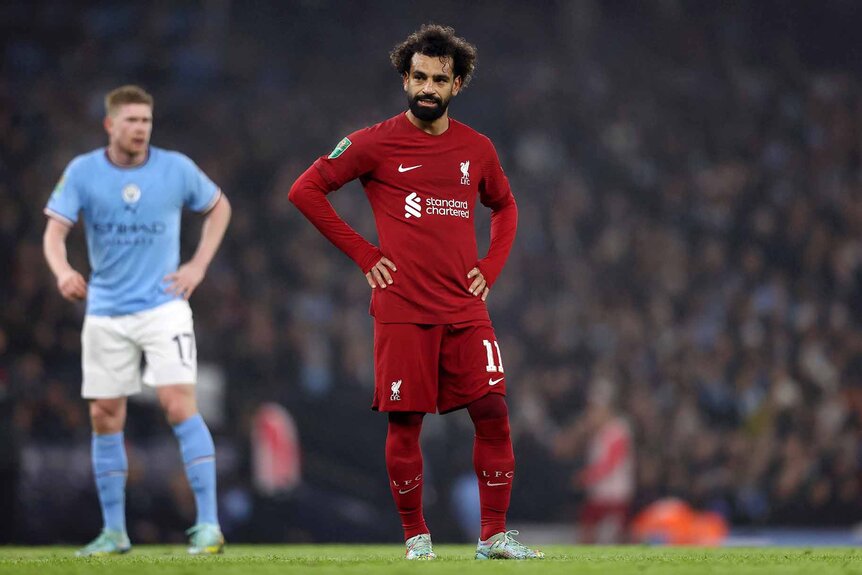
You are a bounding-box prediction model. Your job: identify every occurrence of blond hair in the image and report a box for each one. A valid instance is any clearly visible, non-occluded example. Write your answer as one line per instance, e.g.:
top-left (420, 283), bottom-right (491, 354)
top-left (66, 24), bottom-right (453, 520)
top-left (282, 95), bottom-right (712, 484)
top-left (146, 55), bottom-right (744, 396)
top-left (104, 85), bottom-right (154, 116)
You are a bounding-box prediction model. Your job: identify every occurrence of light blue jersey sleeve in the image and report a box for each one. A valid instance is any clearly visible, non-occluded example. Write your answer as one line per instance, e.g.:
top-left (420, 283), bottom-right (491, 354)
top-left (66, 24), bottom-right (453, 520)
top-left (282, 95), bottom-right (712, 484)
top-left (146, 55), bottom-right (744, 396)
top-left (177, 154), bottom-right (220, 213)
top-left (44, 157), bottom-right (86, 225)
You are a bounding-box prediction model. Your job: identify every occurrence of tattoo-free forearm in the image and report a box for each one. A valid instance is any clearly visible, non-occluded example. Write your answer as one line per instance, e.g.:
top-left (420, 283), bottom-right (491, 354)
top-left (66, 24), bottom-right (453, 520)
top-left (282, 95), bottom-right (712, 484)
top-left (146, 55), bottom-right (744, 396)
top-left (190, 194), bottom-right (231, 270)
top-left (43, 219), bottom-right (74, 279)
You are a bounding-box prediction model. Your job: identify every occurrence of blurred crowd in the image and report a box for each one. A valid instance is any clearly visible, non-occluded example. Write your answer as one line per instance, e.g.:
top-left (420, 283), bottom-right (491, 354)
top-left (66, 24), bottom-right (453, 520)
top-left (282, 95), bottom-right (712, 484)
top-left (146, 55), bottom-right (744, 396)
top-left (3, 0), bottom-right (862, 543)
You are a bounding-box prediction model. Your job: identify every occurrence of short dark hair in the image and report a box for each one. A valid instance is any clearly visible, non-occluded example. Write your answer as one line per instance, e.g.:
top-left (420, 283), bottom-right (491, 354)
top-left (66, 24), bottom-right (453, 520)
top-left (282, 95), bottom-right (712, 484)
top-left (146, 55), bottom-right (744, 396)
top-left (390, 24), bottom-right (477, 89)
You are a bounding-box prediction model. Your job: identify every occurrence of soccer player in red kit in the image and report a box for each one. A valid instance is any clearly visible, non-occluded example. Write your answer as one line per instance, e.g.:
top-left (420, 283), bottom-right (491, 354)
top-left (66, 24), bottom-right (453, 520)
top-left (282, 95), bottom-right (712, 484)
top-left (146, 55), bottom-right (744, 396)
top-left (289, 24), bottom-right (543, 560)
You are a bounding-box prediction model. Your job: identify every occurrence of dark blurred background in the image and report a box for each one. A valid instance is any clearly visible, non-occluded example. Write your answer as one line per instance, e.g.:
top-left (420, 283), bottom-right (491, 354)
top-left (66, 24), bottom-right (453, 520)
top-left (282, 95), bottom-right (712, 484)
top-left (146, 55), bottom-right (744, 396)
top-left (3, 0), bottom-right (862, 545)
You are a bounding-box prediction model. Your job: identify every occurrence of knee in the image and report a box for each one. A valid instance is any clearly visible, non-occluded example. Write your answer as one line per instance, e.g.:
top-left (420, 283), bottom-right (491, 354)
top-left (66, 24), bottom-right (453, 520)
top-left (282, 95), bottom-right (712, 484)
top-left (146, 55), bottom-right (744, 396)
top-left (387, 412), bottom-right (424, 449)
top-left (467, 394), bottom-right (508, 423)
top-left (468, 395), bottom-right (511, 440)
top-left (388, 411), bottom-right (425, 427)
top-left (89, 399), bottom-right (126, 434)
top-left (158, 387), bottom-right (197, 425)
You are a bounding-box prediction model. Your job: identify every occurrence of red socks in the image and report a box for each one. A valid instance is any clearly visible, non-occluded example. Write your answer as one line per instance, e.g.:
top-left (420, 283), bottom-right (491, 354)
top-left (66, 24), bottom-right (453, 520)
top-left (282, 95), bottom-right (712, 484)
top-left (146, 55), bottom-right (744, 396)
top-left (469, 395), bottom-right (514, 540)
top-left (385, 397), bottom-right (514, 542)
top-left (385, 412), bottom-right (427, 540)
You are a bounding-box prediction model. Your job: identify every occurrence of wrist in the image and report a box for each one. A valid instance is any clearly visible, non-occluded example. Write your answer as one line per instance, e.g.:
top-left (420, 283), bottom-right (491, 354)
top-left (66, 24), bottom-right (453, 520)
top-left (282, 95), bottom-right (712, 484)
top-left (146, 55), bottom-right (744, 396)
top-left (56, 266), bottom-right (76, 280)
top-left (360, 248), bottom-right (383, 274)
top-left (476, 261), bottom-right (499, 288)
top-left (187, 257), bottom-right (210, 272)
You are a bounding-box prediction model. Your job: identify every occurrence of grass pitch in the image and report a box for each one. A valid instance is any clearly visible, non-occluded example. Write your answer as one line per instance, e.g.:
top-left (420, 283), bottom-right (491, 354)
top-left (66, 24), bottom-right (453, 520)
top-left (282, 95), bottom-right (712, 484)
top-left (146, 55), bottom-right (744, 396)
top-left (1, 545), bottom-right (862, 575)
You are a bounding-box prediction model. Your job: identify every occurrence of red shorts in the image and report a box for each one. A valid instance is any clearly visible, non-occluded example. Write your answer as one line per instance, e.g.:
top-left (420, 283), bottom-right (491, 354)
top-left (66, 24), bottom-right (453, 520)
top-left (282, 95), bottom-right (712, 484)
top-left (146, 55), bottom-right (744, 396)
top-left (372, 320), bottom-right (507, 413)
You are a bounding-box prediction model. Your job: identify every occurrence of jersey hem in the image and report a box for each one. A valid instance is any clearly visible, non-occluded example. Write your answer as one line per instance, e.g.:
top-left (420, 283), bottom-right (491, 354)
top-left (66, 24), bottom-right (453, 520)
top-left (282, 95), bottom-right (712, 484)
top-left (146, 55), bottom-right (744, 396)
top-left (371, 311), bottom-right (491, 325)
top-left (85, 294), bottom-right (184, 317)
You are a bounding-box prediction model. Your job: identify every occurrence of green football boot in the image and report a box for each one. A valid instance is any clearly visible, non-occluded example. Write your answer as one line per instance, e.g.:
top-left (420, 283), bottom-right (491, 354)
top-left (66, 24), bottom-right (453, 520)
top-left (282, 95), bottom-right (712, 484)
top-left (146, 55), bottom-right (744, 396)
top-left (75, 529), bottom-right (131, 557)
top-left (186, 523), bottom-right (225, 555)
top-left (405, 533), bottom-right (436, 560)
top-left (475, 530), bottom-right (544, 560)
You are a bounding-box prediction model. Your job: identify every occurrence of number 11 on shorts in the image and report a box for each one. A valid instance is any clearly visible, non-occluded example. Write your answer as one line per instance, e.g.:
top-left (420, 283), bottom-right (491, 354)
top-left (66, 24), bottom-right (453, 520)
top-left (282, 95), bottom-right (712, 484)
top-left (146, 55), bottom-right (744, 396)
top-left (482, 339), bottom-right (504, 373)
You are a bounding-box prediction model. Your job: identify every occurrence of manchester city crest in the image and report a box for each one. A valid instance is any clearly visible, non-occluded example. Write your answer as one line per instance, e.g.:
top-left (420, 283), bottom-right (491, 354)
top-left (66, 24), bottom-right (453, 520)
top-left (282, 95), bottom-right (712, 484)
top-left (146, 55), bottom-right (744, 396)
top-left (122, 184), bottom-right (141, 211)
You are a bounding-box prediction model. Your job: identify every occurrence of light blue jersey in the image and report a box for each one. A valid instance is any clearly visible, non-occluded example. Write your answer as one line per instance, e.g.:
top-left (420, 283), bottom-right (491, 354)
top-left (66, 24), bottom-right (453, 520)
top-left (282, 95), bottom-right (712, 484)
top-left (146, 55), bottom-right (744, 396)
top-left (45, 146), bottom-right (220, 316)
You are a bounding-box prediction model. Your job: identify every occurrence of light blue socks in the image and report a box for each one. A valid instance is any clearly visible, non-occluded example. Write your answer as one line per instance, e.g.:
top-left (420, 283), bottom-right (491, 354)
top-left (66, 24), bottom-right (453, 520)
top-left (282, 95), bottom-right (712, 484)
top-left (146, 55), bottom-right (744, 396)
top-left (173, 413), bottom-right (219, 525)
top-left (92, 432), bottom-right (128, 533)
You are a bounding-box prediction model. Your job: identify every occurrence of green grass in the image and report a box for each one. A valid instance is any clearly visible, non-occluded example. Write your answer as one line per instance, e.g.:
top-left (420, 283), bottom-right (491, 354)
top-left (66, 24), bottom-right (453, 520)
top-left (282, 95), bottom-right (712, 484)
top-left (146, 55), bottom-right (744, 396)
top-left (1, 545), bottom-right (862, 575)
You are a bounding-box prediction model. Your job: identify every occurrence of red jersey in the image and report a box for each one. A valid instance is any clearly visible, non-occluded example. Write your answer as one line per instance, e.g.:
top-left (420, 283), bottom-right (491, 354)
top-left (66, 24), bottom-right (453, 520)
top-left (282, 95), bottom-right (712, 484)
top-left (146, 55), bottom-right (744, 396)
top-left (289, 112), bottom-right (517, 324)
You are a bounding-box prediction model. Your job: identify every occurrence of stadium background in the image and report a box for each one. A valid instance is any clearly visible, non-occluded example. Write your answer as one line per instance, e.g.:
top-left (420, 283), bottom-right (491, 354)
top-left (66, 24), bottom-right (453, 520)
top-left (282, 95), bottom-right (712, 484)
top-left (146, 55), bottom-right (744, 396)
top-left (3, 0), bottom-right (862, 545)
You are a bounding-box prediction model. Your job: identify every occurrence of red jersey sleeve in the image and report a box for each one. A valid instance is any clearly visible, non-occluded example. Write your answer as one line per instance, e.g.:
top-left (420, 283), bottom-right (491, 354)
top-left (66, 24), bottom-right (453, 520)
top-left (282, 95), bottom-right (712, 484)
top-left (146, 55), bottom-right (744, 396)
top-left (312, 129), bottom-right (379, 189)
top-left (288, 130), bottom-right (383, 273)
top-left (476, 140), bottom-right (517, 287)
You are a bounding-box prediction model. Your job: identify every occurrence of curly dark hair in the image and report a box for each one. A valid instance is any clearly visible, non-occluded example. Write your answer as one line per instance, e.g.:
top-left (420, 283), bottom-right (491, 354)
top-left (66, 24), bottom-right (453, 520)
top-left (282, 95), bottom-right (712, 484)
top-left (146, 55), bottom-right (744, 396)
top-left (390, 24), bottom-right (477, 89)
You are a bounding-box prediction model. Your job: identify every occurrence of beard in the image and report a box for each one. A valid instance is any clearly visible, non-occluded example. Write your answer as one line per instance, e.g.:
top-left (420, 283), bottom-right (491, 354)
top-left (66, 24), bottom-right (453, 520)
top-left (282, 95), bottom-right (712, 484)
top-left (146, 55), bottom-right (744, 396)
top-left (408, 93), bottom-right (449, 122)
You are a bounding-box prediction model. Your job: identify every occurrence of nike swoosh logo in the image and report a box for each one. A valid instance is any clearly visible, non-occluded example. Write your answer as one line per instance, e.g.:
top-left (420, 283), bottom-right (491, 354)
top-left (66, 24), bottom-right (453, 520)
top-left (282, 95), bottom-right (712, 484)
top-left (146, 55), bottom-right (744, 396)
top-left (488, 377), bottom-right (504, 386)
top-left (398, 484), bottom-right (421, 495)
top-left (487, 481), bottom-right (509, 487)
top-left (398, 164), bottom-right (423, 173)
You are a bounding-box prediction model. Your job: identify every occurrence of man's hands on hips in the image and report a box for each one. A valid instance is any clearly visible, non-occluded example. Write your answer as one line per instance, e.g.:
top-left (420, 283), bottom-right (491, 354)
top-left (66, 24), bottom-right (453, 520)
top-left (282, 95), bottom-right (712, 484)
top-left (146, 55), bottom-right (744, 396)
top-left (364, 258), bottom-right (489, 302)
top-left (366, 257), bottom-right (397, 289)
top-left (467, 267), bottom-right (489, 301)
top-left (164, 261), bottom-right (206, 300)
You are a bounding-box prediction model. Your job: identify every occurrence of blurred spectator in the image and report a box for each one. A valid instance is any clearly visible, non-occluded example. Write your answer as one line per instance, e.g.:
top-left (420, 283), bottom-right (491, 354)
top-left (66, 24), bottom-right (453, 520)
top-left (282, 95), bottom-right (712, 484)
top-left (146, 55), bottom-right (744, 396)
top-left (554, 378), bottom-right (634, 543)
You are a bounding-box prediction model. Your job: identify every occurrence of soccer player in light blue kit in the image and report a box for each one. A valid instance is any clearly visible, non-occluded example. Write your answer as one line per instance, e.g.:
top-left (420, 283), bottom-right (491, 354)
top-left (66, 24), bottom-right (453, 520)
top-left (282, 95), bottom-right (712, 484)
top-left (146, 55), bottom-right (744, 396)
top-left (42, 85), bottom-right (231, 556)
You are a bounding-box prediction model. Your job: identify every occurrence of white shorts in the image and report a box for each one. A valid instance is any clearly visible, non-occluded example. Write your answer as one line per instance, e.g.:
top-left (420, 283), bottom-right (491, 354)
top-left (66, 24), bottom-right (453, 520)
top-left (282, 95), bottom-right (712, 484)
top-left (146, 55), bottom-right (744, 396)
top-left (81, 299), bottom-right (197, 399)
